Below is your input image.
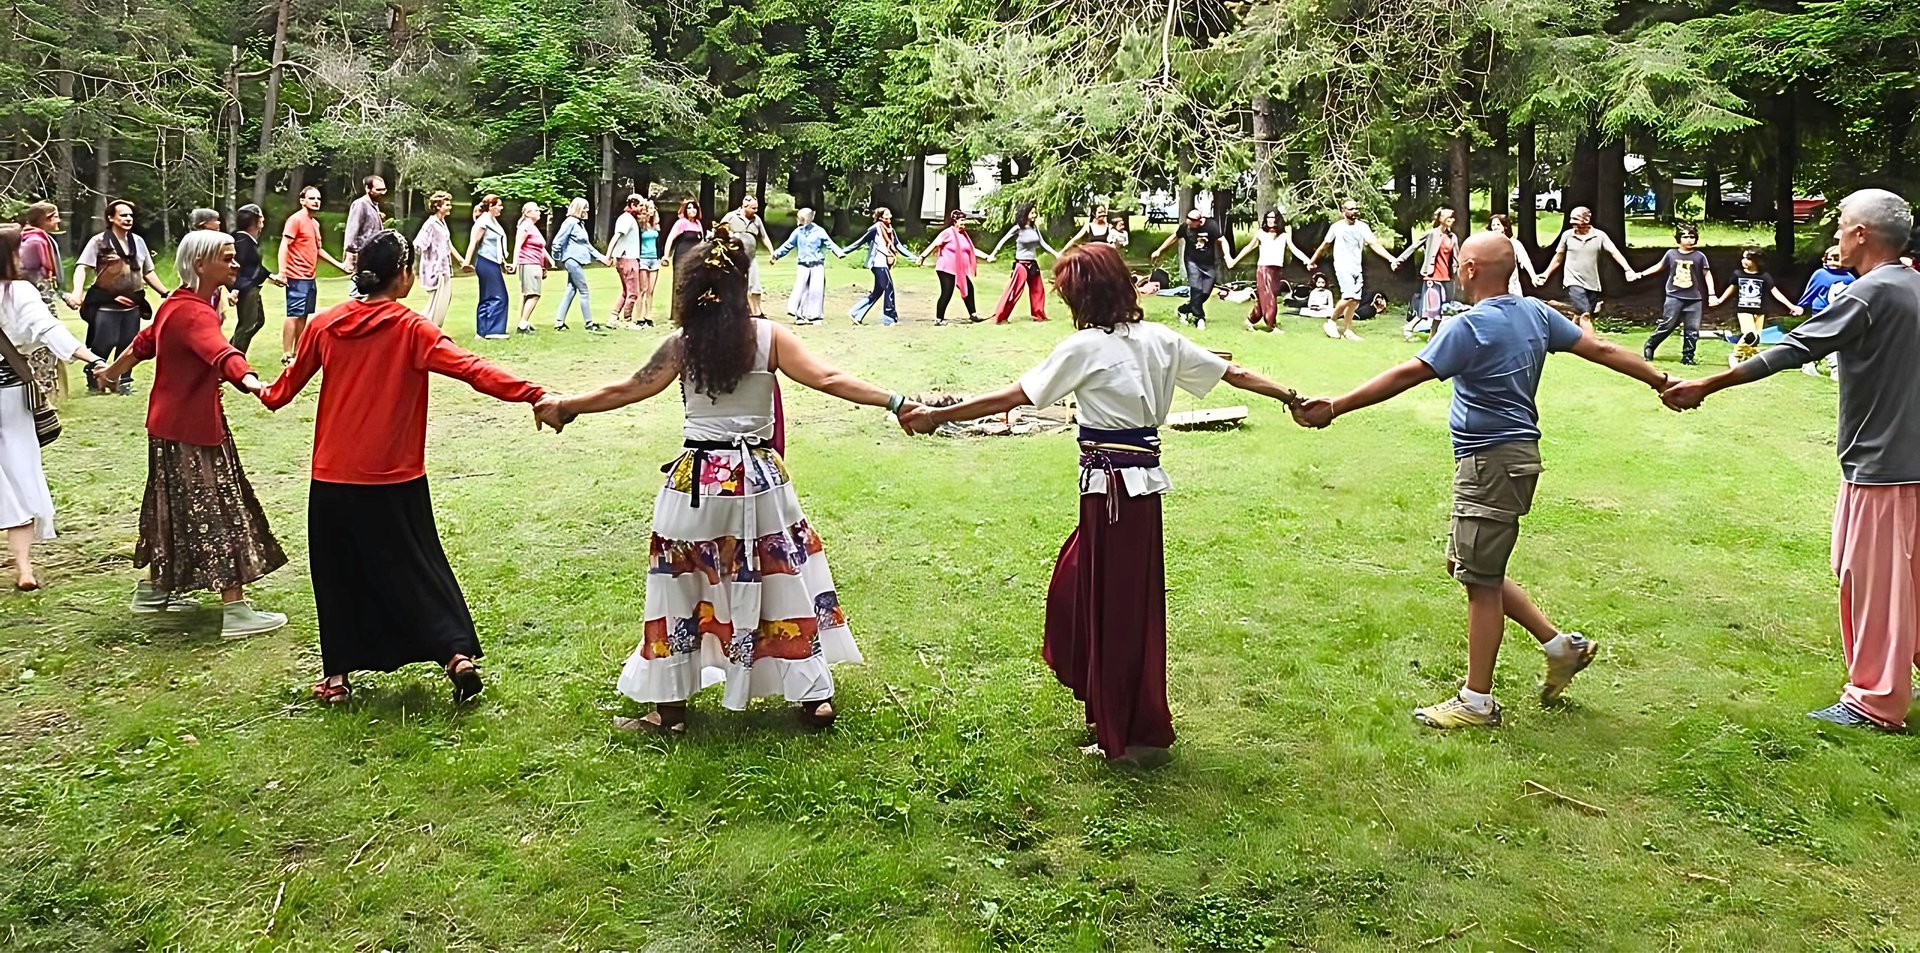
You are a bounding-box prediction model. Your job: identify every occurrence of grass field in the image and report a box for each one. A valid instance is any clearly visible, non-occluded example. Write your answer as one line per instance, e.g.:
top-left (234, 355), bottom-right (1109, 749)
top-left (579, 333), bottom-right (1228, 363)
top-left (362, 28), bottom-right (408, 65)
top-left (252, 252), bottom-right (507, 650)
top-left (4, 255), bottom-right (1914, 952)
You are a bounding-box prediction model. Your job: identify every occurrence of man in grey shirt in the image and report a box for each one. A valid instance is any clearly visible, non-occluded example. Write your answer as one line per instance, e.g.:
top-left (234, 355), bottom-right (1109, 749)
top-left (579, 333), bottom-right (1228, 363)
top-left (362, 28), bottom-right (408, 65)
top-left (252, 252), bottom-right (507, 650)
top-left (719, 197), bottom-right (771, 316)
top-left (1536, 206), bottom-right (1637, 332)
top-left (1664, 188), bottom-right (1920, 731)
top-left (343, 175), bottom-right (387, 271)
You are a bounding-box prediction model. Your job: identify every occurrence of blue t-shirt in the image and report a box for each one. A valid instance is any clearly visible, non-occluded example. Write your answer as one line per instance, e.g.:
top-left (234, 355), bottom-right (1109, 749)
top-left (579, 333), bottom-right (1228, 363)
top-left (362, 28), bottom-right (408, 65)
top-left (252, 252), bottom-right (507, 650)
top-left (1416, 295), bottom-right (1584, 457)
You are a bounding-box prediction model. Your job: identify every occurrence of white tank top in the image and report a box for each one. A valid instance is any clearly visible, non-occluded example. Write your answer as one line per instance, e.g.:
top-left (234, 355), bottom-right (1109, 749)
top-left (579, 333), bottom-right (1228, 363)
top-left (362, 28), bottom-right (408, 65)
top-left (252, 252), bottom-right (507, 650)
top-left (682, 320), bottom-right (775, 445)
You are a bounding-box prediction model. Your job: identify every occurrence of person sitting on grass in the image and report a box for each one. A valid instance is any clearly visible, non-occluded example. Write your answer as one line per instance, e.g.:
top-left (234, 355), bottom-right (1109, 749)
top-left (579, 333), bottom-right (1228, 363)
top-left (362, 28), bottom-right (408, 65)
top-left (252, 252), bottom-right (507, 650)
top-left (1662, 189), bottom-right (1920, 732)
top-left (1291, 232), bottom-right (1673, 729)
top-left (1298, 272), bottom-right (1334, 318)
top-left (536, 226), bottom-right (916, 733)
top-left (1355, 291), bottom-right (1389, 324)
top-left (1711, 246), bottom-right (1804, 366)
top-left (897, 243), bottom-right (1307, 764)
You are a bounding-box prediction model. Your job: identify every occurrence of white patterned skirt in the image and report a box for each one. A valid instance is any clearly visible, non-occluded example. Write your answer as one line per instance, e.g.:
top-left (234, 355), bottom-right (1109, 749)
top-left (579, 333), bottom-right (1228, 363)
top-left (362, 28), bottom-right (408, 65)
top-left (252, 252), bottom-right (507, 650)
top-left (0, 386), bottom-right (54, 540)
top-left (617, 445), bottom-right (861, 709)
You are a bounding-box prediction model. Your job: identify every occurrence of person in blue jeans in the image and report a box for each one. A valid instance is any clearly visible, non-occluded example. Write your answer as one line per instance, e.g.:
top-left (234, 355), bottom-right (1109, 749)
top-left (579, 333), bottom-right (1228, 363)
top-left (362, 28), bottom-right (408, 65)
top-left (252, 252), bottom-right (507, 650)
top-left (551, 198), bottom-right (611, 331)
top-left (462, 195), bottom-right (510, 339)
top-left (840, 208), bottom-right (920, 325)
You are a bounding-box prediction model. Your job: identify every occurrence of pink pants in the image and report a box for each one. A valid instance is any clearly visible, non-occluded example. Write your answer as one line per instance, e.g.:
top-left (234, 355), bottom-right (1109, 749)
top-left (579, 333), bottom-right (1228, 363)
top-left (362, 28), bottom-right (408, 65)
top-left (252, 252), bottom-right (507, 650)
top-left (613, 258), bottom-right (641, 317)
top-left (1832, 482), bottom-right (1920, 727)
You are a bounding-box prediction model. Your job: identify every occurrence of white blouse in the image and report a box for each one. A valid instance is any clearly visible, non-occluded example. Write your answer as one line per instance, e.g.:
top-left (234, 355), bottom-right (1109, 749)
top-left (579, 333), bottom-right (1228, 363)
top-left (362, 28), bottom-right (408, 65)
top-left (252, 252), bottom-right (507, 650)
top-left (1252, 230), bottom-right (1296, 268)
top-left (0, 281), bottom-right (83, 361)
top-left (1019, 320), bottom-right (1228, 497)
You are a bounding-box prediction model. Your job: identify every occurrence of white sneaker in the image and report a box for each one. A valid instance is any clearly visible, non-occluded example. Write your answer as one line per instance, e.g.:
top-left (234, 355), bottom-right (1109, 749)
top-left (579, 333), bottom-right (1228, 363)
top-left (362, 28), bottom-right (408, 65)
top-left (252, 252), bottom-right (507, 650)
top-left (1802, 361), bottom-right (1822, 378)
top-left (1342, 330), bottom-right (1363, 342)
top-left (1195, 317), bottom-right (1207, 330)
top-left (1403, 324), bottom-right (1415, 342)
top-left (221, 599), bottom-right (288, 638)
top-left (1323, 319), bottom-right (1339, 339)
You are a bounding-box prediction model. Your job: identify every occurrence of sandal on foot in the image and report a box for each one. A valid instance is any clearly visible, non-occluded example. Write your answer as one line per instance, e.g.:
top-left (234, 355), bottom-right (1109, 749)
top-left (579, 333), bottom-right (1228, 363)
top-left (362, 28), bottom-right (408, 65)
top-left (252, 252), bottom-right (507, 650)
top-left (447, 656), bottom-right (484, 703)
top-left (799, 699), bottom-right (837, 728)
top-left (312, 678), bottom-right (351, 705)
top-left (616, 705), bottom-right (687, 734)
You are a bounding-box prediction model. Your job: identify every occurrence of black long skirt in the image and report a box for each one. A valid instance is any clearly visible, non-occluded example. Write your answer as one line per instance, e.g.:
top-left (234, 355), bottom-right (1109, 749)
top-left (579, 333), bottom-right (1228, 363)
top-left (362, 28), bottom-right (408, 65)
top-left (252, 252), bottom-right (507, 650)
top-left (309, 477), bottom-right (481, 677)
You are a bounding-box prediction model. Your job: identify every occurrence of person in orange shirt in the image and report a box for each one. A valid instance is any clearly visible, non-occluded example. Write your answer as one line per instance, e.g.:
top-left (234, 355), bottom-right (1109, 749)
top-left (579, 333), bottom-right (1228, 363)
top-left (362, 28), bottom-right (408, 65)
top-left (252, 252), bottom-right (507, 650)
top-left (270, 186), bottom-right (347, 367)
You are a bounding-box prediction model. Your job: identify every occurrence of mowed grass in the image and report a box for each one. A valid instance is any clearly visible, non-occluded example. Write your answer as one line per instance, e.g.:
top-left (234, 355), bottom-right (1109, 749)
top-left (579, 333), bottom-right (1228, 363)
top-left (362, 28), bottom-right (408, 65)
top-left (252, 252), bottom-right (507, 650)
top-left (3, 255), bottom-right (1913, 952)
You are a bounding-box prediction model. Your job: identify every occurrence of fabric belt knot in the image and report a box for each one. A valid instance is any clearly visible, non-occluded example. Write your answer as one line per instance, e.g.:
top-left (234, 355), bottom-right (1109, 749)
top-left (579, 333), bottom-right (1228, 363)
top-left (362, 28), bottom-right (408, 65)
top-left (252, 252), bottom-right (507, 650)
top-left (1077, 426), bottom-right (1161, 524)
top-left (673, 436), bottom-right (766, 573)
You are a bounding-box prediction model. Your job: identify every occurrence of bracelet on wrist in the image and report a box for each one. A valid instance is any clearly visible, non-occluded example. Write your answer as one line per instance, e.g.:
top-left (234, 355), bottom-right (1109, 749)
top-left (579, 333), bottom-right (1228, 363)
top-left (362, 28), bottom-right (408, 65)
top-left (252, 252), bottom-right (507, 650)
top-left (885, 393), bottom-right (905, 415)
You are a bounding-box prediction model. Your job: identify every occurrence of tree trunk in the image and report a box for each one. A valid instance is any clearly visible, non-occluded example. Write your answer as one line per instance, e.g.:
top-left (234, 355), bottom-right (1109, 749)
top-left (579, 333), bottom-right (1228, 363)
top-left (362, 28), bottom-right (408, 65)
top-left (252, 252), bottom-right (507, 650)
top-left (288, 164), bottom-right (306, 202)
top-left (1211, 184), bottom-right (1235, 237)
top-left (726, 158), bottom-right (747, 210)
top-left (1489, 114), bottom-right (1510, 217)
top-left (944, 153), bottom-right (963, 215)
top-left (1653, 168), bottom-right (1674, 224)
top-left (251, 0), bottom-right (291, 206)
top-left (1567, 125), bottom-right (1599, 217)
top-left (92, 133), bottom-right (112, 225)
top-left (1449, 133), bottom-right (1471, 241)
top-left (1252, 96), bottom-right (1277, 212)
top-left (1703, 157), bottom-right (1722, 220)
top-left (1516, 120), bottom-right (1537, 250)
top-left (905, 152), bottom-right (926, 226)
top-left (1175, 153), bottom-right (1194, 218)
top-left (225, 48), bottom-right (241, 216)
top-left (755, 150), bottom-right (771, 209)
top-left (596, 133), bottom-right (615, 242)
top-left (1887, 92), bottom-right (1914, 194)
top-left (1594, 136), bottom-right (1626, 254)
top-left (55, 68), bottom-right (78, 215)
top-left (699, 174), bottom-right (716, 222)
top-left (1774, 88), bottom-right (1799, 264)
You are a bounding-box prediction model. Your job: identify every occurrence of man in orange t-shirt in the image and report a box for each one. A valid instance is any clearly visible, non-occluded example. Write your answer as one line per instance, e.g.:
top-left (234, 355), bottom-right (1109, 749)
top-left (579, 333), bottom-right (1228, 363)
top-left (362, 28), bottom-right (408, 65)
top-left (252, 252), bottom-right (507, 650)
top-left (272, 185), bottom-right (347, 366)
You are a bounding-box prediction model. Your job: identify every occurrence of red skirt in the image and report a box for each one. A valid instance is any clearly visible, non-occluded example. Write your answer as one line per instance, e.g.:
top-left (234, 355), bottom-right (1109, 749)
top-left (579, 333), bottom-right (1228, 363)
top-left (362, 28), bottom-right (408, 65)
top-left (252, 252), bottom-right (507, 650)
top-left (1043, 489), bottom-right (1174, 757)
top-left (1248, 265), bottom-right (1284, 328)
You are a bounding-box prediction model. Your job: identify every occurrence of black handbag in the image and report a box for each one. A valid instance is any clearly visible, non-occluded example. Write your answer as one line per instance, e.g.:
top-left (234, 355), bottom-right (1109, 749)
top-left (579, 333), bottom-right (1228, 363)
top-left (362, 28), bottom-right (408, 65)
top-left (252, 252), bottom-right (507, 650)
top-left (0, 294), bottom-right (61, 446)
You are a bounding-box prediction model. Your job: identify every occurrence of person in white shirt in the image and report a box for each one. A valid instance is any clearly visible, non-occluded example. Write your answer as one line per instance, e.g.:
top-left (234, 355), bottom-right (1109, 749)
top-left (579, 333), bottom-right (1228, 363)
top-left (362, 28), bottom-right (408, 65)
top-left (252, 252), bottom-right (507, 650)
top-left (1307, 200), bottom-right (1400, 341)
top-left (1226, 209), bottom-right (1310, 331)
top-left (899, 243), bottom-right (1305, 765)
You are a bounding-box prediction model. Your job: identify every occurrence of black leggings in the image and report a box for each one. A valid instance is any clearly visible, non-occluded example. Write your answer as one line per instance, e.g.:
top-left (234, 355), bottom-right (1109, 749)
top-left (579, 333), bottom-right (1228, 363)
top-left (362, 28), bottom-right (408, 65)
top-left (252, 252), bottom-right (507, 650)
top-left (86, 308), bottom-right (140, 387)
top-left (937, 271), bottom-right (976, 322)
top-left (230, 286), bottom-right (266, 355)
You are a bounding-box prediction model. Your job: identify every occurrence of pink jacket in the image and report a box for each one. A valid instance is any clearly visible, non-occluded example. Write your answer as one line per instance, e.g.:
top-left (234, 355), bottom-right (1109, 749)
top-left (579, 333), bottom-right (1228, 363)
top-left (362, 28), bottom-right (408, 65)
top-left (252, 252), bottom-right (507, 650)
top-left (931, 226), bottom-right (980, 297)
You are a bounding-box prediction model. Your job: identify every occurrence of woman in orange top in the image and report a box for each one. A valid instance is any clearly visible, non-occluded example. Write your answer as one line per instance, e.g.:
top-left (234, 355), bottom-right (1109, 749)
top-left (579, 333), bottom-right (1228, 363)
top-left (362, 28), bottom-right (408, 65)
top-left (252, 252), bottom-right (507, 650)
top-left (259, 230), bottom-right (549, 705)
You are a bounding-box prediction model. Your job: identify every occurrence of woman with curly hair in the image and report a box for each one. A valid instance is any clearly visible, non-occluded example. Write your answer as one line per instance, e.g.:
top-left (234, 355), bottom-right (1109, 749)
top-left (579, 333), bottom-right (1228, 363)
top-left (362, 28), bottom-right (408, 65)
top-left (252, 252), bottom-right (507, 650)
top-left (900, 244), bottom-right (1305, 764)
top-left (537, 225), bottom-right (915, 732)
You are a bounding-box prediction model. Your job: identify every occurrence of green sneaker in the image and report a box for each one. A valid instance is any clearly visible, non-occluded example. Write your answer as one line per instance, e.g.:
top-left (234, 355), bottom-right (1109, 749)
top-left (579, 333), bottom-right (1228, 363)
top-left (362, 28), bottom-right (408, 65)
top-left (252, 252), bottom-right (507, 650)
top-left (1414, 695), bottom-right (1503, 729)
top-left (221, 600), bottom-right (288, 638)
top-left (1542, 633), bottom-right (1599, 704)
top-left (130, 581), bottom-right (196, 614)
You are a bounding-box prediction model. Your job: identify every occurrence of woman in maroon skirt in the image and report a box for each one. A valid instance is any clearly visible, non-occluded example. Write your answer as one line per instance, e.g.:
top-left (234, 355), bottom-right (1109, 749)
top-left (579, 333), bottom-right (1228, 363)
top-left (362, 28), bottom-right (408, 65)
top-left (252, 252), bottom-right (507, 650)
top-left (900, 244), bottom-right (1306, 764)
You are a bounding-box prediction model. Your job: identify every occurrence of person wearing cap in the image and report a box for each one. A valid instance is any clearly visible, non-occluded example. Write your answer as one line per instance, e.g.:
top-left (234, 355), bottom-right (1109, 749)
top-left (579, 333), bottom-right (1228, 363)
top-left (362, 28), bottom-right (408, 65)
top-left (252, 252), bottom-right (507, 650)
top-left (1147, 208), bottom-right (1231, 330)
top-left (229, 204), bottom-right (283, 355)
top-left (1307, 199), bottom-right (1400, 341)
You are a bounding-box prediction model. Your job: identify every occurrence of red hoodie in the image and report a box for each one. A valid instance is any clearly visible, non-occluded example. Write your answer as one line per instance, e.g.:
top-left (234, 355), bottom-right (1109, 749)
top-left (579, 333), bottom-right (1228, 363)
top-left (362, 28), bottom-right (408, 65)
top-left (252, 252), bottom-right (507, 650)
top-left (261, 299), bottom-right (544, 484)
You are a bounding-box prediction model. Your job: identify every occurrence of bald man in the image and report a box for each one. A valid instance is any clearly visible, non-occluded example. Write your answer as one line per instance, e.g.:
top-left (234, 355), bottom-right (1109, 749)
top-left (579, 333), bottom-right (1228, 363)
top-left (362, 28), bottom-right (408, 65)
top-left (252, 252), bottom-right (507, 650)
top-left (1293, 232), bottom-right (1671, 729)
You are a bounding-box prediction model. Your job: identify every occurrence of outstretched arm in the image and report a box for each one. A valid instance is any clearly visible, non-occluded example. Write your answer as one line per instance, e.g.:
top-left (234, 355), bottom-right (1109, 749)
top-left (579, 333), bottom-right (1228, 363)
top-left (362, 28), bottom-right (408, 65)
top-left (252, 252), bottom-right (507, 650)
top-left (919, 381), bottom-right (1030, 427)
top-left (987, 227), bottom-right (1017, 259)
top-left (1060, 223), bottom-right (1092, 250)
top-left (769, 323), bottom-right (901, 408)
top-left (1298, 358), bottom-right (1437, 428)
top-left (1605, 234), bottom-right (1634, 273)
top-left (1150, 232), bottom-right (1180, 259)
top-left (1222, 364), bottom-right (1302, 407)
top-left (1569, 330), bottom-right (1670, 389)
top-left (552, 335), bottom-right (683, 423)
top-left (1771, 285), bottom-right (1804, 315)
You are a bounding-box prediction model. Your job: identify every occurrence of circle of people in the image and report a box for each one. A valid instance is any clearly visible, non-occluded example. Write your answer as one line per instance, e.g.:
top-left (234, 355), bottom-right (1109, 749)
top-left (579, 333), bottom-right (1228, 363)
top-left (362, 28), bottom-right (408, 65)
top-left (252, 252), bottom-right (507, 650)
top-left (0, 184), bottom-right (1909, 760)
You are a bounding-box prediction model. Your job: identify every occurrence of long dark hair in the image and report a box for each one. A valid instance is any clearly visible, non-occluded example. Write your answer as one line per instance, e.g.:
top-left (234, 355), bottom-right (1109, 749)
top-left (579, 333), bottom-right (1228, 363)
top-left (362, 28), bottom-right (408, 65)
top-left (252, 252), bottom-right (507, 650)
top-left (673, 225), bottom-right (755, 397)
top-left (1014, 203), bottom-right (1035, 228)
top-left (0, 225), bottom-right (23, 284)
top-left (1261, 209), bottom-right (1285, 233)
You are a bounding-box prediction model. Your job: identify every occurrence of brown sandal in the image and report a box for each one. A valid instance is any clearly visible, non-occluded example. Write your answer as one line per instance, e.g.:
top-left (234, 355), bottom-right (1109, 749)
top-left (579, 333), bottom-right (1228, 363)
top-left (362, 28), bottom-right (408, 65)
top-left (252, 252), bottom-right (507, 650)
top-left (447, 655), bottom-right (484, 703)
top-left (615, 703), bottom-right (687, 734)
top-left (799, 699), bottom-right (837, 728)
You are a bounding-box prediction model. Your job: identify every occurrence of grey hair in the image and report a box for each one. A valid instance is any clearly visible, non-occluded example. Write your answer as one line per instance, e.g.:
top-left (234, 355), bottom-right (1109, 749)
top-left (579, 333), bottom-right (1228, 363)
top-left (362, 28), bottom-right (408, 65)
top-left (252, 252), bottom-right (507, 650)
top-left (188, 207), bottom-right (220, 230)
top-left (175, 230), bottom-right (234, 291)
top-left (795, 207), bottom-right (814, 224)
top-left (1839, 189), bottom-right (1914, 248)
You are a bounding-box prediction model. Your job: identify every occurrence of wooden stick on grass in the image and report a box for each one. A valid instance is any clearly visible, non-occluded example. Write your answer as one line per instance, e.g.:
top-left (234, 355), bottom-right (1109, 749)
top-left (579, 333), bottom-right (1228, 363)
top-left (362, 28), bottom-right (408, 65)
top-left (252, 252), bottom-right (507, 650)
top-left (1521, 779), bottom-right (1608, 816)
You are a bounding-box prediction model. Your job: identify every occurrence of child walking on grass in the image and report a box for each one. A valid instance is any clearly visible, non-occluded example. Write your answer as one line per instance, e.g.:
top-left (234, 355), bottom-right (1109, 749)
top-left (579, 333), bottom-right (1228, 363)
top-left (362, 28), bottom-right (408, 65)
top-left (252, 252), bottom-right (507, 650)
top-left (1711, 246), bottom-right (1804, 366)
top-left (1638, 224), bottom-right (1717, 365)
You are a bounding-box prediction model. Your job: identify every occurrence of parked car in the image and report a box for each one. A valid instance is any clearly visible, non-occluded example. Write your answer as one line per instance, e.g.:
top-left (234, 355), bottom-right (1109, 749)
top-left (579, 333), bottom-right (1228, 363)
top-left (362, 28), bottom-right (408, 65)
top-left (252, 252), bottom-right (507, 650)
top-left (1507, 188), bottom-right (1564, 212)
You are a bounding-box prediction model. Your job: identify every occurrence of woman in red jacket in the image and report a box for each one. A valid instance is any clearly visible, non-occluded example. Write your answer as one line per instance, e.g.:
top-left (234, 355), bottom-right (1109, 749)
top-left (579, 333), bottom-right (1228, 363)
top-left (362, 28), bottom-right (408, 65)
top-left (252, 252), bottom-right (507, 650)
top-left (259, 230), bottom-right (549, 705)
top-left (95, 230), bottom-right (288, 636)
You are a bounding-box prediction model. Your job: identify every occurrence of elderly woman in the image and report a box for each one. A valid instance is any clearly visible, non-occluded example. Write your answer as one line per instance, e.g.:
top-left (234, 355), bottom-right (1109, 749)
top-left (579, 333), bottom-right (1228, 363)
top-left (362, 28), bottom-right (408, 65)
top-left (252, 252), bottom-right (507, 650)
top-left (260, 230), bottom-right (549, 705)
top-left (901, 244), bottom-right (1305, 764)
top-left (411, 191), bottom-right (467, 329)
top-left (551, 197), bottom-right (611, 331)
top-left (0, 225), bottom-right (109, 590)
top-left (511, 202), bottom-right (552, 334)
top-left (769, 207), bottom-right (842, 325)
top-left (536, 229), bottom-right (910, 732)
top-left (94, 231), bottom-right (288, 634)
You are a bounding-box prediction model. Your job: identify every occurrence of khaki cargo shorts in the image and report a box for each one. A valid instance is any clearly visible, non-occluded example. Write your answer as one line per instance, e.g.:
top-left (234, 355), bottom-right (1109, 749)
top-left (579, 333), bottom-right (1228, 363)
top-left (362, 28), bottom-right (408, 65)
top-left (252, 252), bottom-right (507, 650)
top-left (1447, 441), bottom-right (1543, 587)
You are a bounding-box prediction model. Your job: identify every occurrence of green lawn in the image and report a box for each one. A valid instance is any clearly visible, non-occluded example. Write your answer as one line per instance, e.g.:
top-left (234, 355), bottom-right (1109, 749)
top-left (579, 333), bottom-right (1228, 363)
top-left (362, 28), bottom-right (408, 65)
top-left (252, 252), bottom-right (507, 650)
top-left (4, 257), bottom-right (1912, 952)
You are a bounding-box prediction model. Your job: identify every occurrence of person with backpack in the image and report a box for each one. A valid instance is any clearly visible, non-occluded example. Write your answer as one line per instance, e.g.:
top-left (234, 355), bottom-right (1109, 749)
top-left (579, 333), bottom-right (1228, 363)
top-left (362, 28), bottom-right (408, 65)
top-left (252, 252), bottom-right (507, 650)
top-left (73, 200), bottom-right (169, 394)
